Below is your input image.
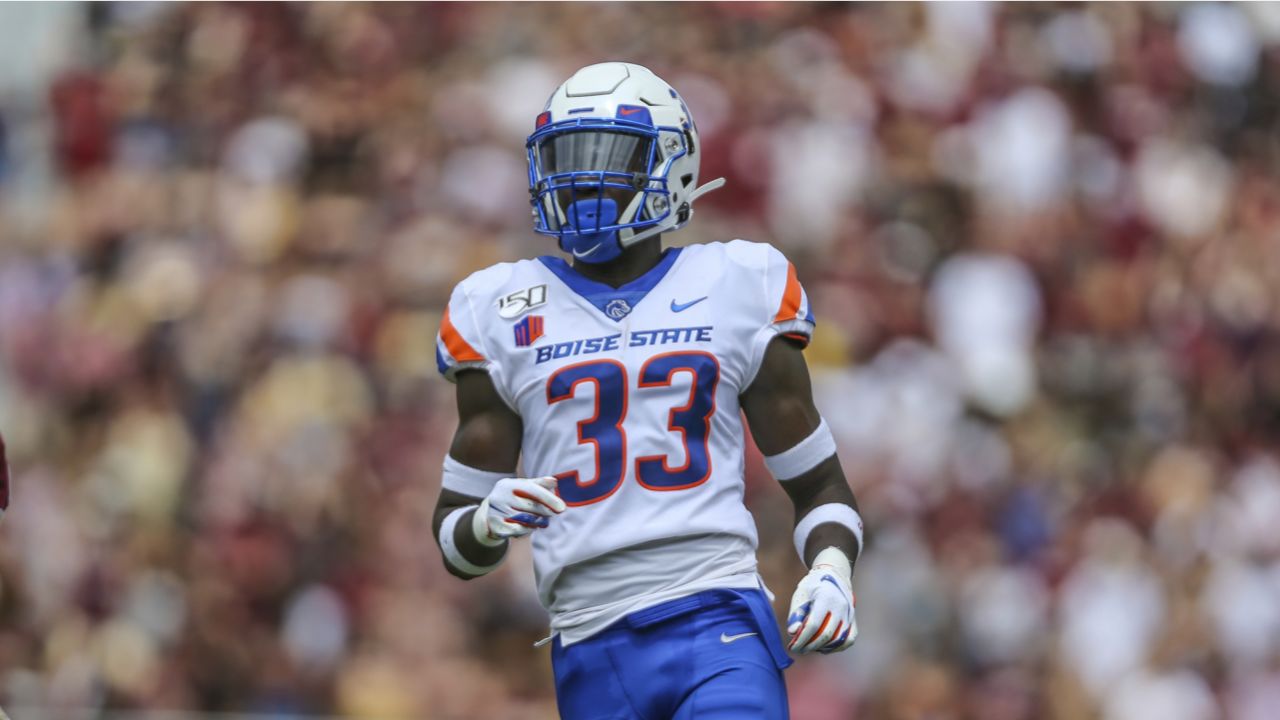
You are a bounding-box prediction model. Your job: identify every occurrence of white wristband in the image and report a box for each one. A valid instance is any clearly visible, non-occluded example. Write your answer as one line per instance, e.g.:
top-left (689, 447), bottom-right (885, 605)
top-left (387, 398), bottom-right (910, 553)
top-left (442, 455), bottom-right (508, 498)
top-left (440, 505), bottom-right (503, 576)
top-left (794, 503), bottom-right (864, 563)
top-left (764, 419), bottom-right (837, 481)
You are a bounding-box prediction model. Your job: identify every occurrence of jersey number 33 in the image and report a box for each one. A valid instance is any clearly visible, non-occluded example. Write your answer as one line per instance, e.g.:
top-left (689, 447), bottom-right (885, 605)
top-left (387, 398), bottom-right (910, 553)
top-left (547, 351), bottom-right (719, 506)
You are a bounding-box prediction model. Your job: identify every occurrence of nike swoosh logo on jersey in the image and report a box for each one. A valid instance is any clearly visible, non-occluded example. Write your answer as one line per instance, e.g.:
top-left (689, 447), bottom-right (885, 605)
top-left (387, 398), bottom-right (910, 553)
top-left (720, 631), bottom-right (757, 644)
top-left (670, 296), bottom-right (707, 312)
top-left (572, 243), bottom-right (602, 259)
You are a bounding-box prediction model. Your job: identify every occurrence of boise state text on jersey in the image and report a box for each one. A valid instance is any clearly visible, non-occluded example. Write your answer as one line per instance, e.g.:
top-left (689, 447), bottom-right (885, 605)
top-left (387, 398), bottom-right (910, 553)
top-left (532, 326), bottom-right (713, 363)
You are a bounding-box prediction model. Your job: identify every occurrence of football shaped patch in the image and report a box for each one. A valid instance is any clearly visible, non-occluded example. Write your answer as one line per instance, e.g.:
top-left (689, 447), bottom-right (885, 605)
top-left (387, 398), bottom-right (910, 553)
top-left (498, 284), bottom-right (548, 319)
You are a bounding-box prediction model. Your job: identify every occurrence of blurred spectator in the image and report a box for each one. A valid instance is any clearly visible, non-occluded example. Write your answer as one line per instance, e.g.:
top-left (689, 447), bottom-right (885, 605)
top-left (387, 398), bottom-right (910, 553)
top-left (0, 3), bottom-right (1278, 718)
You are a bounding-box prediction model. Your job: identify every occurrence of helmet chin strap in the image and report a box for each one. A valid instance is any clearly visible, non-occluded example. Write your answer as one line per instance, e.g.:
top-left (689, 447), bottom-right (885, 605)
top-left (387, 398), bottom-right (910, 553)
top-left (688, 177), bottom-right (726, 203)
top-left (560, 178), bottom-right (729, 259)
top-left (621, 177), bottom-right (727, 247)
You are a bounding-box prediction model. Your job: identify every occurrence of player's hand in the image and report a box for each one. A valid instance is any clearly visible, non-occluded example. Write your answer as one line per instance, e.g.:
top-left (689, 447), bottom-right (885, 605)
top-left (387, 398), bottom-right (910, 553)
top-left (786, 548), bottom-right (857, 654)
top-left (476, 476), bottom-right (565, 541)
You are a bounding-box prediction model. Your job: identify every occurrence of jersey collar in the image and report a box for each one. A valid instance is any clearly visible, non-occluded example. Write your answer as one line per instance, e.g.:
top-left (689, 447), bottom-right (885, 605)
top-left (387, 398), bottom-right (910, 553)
top-left (537, 248), bottom-right (683, 322)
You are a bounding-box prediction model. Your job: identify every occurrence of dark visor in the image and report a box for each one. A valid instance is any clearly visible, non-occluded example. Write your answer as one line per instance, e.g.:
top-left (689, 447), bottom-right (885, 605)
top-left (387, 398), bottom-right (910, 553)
top-left (536, 130), bottom-right (652, 176)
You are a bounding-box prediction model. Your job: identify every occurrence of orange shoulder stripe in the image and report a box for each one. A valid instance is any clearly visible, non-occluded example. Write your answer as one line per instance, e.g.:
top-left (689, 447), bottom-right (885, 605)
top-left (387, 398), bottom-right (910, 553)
top-left (773, 262), bottom-right (803, 323)
top-left (440, 307), bottom-right (485, 363)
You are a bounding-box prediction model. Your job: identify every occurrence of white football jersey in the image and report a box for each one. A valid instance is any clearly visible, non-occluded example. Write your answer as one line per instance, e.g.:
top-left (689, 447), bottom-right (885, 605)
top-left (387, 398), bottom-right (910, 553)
top-left (437, 240), bottom-right (815, 644)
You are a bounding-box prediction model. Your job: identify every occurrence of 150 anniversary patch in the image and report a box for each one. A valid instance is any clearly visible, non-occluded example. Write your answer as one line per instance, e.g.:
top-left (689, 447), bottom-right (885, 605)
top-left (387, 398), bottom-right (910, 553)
top-left (497, 284), bottom-right (548, 319)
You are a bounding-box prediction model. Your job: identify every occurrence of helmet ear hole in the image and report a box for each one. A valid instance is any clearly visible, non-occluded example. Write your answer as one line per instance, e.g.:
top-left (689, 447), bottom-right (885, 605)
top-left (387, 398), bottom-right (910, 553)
top-left (681, 173), bottom-right (694, 191)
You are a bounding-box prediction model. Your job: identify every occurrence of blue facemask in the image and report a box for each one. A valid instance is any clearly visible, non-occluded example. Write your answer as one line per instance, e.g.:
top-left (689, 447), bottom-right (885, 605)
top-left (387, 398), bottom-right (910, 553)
top-left (559, 197), bottom-right (624, 264)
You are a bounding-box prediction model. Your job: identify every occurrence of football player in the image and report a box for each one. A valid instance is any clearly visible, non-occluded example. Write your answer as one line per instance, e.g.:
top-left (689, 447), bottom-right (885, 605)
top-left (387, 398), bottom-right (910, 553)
top-left (432, 62), bottom-right (864, 719)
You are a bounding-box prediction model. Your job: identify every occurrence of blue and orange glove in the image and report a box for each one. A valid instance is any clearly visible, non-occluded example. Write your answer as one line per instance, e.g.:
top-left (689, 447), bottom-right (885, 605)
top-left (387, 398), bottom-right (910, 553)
top-left (786, 547), bottom-right (857, 654)
top-left (472, 476), bottom-right (565, 544)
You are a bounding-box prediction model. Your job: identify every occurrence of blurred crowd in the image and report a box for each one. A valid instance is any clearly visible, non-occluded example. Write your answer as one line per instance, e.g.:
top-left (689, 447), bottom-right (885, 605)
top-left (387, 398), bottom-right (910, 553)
top-left (1, 2), bottom-right (1279, 718)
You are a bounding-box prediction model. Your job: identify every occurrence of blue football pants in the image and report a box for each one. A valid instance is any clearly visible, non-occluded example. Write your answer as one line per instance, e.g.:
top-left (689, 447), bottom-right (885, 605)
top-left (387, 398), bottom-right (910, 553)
top-left (551, 588), bottom-right (792, 720)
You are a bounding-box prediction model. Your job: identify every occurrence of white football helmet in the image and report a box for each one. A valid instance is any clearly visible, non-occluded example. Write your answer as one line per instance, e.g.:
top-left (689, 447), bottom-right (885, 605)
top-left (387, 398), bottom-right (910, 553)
top-left (526, 62), bottom-right (725, 263)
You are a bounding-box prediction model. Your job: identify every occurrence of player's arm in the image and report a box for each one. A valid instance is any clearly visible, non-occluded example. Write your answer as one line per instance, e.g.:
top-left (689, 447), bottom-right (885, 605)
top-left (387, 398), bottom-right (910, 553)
top-left (431, 369), bottom-right (564, 580)
top-left (741, 337), bottom-right (861, 563)
top-left (741, 336), bottom-right (863, 654)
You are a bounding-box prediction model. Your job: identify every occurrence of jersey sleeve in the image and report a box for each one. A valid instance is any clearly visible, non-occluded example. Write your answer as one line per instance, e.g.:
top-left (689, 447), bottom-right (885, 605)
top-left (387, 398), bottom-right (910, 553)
top-left (746, 243), bottom-right (816, 383)
top-left (436, 280), bottom-right (495, 383)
